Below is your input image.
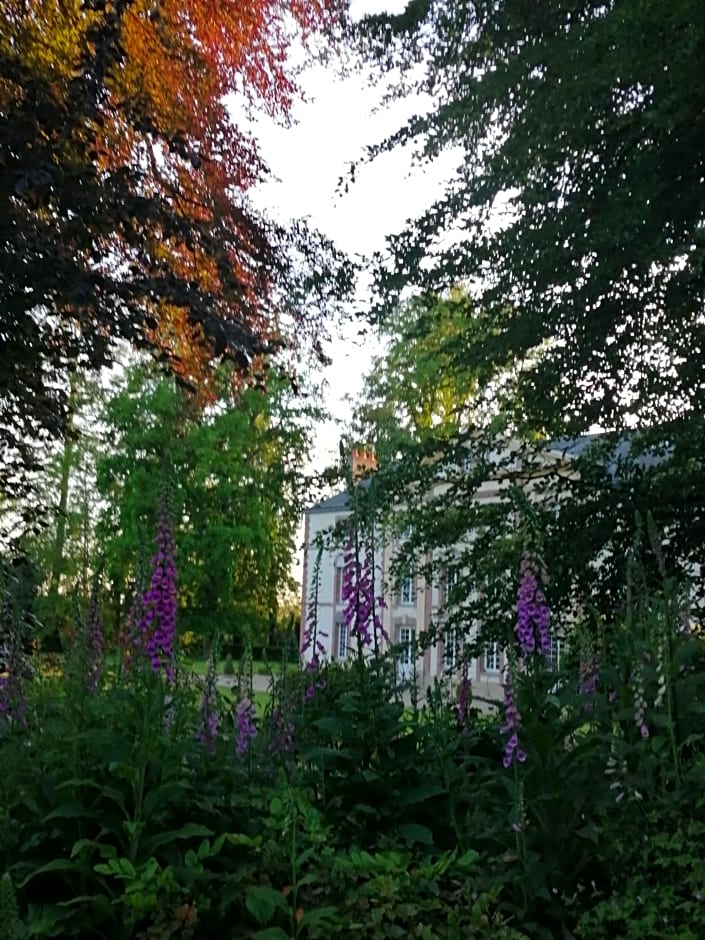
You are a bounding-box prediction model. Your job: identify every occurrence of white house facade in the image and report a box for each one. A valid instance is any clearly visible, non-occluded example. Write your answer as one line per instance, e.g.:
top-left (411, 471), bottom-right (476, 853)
top-left (299, 449), bottom-right (521, 703)
top-left (299, 441), bottom-right (591, 703)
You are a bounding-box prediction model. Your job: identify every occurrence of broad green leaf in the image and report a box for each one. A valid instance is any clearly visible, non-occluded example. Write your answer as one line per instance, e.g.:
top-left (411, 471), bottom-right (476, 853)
top-left (403, 782), bottom-right (446, 804)
top-left (254, 928), bottom-right (290, 940)
top-left (27, 903), bottom-right (75, 937)
top-left (396, 823), bottom-right (434, 846)
top-left (145, 823), bottom-right (214, 852)
top-left (455, 848), bottom-right (480, 870)
top-left (19, 859), bottom-right (78, 888)
top-left (42, 803), bottom-right (97, 823)
top-left (576, 824), bottom-right (600, 844)
top-left (246, 885), bottom-right (288, 925)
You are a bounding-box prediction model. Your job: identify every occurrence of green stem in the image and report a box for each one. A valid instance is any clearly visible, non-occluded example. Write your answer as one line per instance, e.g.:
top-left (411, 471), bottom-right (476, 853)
top-left (664, 595), bottom-right (681, 787)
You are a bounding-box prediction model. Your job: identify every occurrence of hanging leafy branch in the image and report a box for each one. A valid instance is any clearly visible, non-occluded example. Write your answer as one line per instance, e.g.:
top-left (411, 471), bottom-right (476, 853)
top-left (347, 1), bottom-right (705, 637)
top-left (0, 0), bottom-right (352, 518)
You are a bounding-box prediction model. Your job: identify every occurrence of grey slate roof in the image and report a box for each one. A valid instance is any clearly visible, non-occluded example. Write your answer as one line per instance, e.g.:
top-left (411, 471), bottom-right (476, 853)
top-left (548, 434), bottom-right (669, 474)
top-left (307, 433), bottom-right (670, 514)
top-left (306, 490), bottom-right (353, 514)
top-left (306, 476), bottom-right (372, 514)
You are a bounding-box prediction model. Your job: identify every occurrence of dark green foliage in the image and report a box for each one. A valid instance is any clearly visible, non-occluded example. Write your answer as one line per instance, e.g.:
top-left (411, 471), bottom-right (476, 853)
top-left (320, 846), bottom-right (523, 939)
top-left (292, 658), bottom-right (458, 847)
top-left (576, 799), bottom-right (705, 939)
top-left (1, 555), bottom-right (39, 654)
top-left (0, 872), bottom-right (24, 940)
top-left (3, 549), bottom-right (705, 937)
top-left (350, 0), bottom-right (705, 648)
top-left (357, 0), bottom-right (705, 435)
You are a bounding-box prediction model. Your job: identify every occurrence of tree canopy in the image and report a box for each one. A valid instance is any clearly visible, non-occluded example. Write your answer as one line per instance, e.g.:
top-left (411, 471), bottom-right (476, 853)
top-left (95, 365), bottom-right (316, 644)
top-left (350, 1), bottom-right (705, 642)
top-left (353, 290), bottom-right (499, 460)
top-left (358, 0), bottom-right (705, 436)
top-left (1, 0), bottom-right (350, 514)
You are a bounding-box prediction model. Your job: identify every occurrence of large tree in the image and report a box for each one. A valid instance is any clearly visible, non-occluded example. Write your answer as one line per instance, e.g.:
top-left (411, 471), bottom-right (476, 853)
top-left (95, 364), bottom-right (318, 643)
top-left (358, 0), bottom-right (705, 436)
top-left (353, 289), bottom-right (505, 462)
top-left (350, 1), bottom-right (705, 638)
top-left (0, 0), bottom-right (349, 520)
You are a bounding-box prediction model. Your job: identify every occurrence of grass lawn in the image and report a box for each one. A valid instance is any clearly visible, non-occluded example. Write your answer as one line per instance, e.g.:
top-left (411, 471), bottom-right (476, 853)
top-left (217, 685), bottom-right (270, 715)
top-left (186, 657), bottom-right (299, 677)
top-left (35, 652), bottom-right (298, 682)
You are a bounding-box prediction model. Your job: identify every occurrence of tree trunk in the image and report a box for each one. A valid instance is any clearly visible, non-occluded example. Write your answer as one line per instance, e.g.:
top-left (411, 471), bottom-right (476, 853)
top-left (48, 372), bottom-right (78, 599)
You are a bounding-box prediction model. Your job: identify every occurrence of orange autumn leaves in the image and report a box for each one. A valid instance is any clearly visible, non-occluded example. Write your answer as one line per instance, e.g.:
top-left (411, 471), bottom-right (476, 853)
top-left (1, 0), bottom-right (341, 400)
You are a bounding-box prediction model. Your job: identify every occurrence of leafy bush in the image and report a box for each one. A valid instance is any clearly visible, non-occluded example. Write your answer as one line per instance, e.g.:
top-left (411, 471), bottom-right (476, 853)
top-left (3, 551), bottom-right (705, 937)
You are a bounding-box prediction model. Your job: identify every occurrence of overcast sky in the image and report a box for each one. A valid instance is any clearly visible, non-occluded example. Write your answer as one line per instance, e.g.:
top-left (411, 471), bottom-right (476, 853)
top-left (248, 0), bottom-right (458, 475)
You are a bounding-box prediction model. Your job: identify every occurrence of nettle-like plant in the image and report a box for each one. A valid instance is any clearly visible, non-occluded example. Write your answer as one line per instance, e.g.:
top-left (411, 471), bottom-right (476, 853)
top-left (3, 484), bottom-right (705, 939)
top-left (479, 522), bottom-right (705, 936)
top-left (0, 513), bottom-right (271, 937)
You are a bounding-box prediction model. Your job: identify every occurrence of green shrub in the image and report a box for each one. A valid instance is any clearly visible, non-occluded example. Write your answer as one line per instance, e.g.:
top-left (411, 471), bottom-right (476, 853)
top-left (0, 872), bottom-right (23, 940)
top-left (3, 566), bottom-right (705, 938)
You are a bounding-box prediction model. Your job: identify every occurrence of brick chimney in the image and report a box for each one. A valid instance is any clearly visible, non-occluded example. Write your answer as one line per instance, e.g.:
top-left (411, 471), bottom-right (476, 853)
top-left (351, 446), bottom-right (377, 482)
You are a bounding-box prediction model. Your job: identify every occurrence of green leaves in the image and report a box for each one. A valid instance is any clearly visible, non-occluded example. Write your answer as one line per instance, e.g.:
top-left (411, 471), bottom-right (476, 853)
top-left (396, 823), bottom-right (435, 846)
top-left (144, 823), bottom-right (214, 854)
top-left (254, 928), bottom-right (290, 940)
top-left (18, 860), bottom-right (80, 889)
top-left (246, 886), bottom-right (289, 925)
top-left (96, 366), bottom-right (316, 646)
top-left (5, 561), bottom-right (705, 939)
top-left (0, 873), bottom-right (22, 940)
top-left (93, 858), bottom-right (137, 879)
top-left (353, 0), bottom-right (705, 635)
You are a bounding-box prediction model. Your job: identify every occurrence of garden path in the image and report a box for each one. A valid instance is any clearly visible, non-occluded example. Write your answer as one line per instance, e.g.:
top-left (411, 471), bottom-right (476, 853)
top-left (216, 673), bottom-right (271, 693)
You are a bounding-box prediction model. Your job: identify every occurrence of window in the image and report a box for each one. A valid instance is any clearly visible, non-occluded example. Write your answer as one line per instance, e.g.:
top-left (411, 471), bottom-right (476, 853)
top-left (400, 574), bottom-right (415, 607)
top-left (443, 628), bottom-right (457, 670)
top-left (398, 626), bottom-right (413, 662)
top-left (445, 565), bottom-right (459, 604)
top-left (397, 626), bottom-right (414, 680)
top-left (337, 621), bottom-right (349, 660)
top-left (334, 556), bottom-right (345, 604)
top-left (548, 636), bottom-right (563, 670)
top-left (484, 642), bottom-right (500, 673)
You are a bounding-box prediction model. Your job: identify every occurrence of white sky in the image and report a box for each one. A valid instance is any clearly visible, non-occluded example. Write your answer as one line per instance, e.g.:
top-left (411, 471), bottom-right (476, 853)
top-left (243, 0), bottom-right (466, 586)
top-left (248, 0), bottom-right (459, 476)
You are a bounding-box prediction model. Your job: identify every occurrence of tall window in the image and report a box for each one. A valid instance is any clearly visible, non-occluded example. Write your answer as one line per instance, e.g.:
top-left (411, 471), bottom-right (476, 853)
top-left (335, 556), bottom-right (345, 604)
top-left (484, 642), bottom-right (500, 673)
top-left (548, 636), bottom-right (563, 670)
top-left (398, 626), bottom-right (413, 671)
top-left (400, 574), bottom-right (415, 607)
top-left (443, 628), bottom-right (457, 670)
top-left (337, 621), bottom-right (349, 660)
top-left (445, 565), bottom-right (459, 605)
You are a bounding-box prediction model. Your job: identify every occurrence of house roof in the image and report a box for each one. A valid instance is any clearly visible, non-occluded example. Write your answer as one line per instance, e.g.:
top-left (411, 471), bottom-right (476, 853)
top-left (307, 433), bottom-right (669, 514)
top-left (306, 490), bottom-right (353, 514)
top-left (548, 434), bottom-right (668, 474)
top-left (306, 477), bottom-right (372, 515)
